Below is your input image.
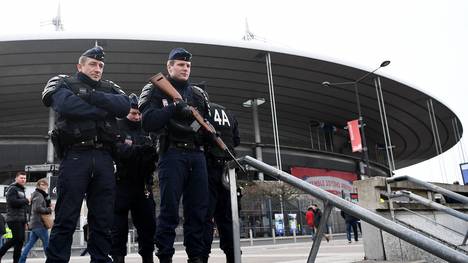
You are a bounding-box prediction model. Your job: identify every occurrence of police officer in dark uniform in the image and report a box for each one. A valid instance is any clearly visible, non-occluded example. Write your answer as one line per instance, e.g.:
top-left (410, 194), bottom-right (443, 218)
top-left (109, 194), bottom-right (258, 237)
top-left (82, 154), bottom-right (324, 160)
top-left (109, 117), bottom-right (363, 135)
top-left (41, 46), bottom-right (130, 263)
top-left (202, 102), bottom-right (240, 263)
top-left (111, 93), bottom-right (157, 263)
top-left (139, 48), bottom-right (210, 263)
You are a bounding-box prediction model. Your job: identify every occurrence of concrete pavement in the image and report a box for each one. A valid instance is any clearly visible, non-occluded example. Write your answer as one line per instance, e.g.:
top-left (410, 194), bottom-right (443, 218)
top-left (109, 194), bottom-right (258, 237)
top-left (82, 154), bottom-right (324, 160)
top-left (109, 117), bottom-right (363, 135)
top-left (5, 238), bottom-right (365, 263)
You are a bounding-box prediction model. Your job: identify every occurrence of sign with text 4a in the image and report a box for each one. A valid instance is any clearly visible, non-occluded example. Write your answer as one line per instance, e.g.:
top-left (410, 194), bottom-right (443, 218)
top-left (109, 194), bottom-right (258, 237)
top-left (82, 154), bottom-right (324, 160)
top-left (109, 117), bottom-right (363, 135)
top-left (347, 119), bottom-right (362, 152)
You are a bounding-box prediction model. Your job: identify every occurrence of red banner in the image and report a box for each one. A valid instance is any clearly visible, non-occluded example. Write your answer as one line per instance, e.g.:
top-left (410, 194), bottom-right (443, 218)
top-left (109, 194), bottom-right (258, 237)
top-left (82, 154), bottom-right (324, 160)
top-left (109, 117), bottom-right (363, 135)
top-left (347, 119), bottom-right (362, 152)
top-left (291, 167), bottom-right (358, 196)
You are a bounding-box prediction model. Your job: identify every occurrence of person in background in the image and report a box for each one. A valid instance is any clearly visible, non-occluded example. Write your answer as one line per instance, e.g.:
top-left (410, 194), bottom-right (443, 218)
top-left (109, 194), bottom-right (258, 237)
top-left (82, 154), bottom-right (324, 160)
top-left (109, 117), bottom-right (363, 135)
top-left (305, 206), bottom-right (315, 239)
top-left (0, 171), bottom-right (30, 263)
top-left (201, 102), bottom-right (240, 263)
top-left (19, 178), bottom-right (53, 263)
top-left (340, 210), bottom-right (359, 243)
top-left (1, 227), bottom-right (12, 247)
top-left (80, 218), bottom-right (89, 257)
top-left (312, 204), bottom-right (330, 242)
top-left (0, 213), bottom-right (5, 246)
top-left (111, 93), bottom-right (157, 263)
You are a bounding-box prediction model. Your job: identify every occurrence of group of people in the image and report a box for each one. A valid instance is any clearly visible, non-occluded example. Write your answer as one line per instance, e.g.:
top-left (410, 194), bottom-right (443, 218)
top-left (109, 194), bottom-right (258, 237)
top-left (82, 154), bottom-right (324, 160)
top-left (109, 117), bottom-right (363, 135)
top-left (305, 204), bottom-right (330, 242)
top-left (305, 203), bottom-right (362, 244)
top-left (0, 172), bottom-right (53, 263)
top-left (37, 45), bottom-right (240, 263)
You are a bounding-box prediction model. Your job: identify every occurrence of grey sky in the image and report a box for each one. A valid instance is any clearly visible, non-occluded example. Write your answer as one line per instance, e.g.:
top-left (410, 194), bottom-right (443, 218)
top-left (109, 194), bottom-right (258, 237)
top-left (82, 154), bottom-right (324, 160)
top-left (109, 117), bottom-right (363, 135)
top-left (2, 0), bottom-right (467, 183)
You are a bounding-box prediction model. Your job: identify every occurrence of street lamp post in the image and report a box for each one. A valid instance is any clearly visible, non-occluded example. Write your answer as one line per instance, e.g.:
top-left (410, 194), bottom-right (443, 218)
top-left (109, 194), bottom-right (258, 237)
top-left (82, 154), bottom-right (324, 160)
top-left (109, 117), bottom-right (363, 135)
top-left (322, 61), bottom-right (390, 179)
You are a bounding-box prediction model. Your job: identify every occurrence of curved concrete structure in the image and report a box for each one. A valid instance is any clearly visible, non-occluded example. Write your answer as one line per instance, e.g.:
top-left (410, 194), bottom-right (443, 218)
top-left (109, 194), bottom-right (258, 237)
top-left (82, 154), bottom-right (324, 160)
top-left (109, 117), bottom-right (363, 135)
top-left (0, 33), bottom-right (462, 178)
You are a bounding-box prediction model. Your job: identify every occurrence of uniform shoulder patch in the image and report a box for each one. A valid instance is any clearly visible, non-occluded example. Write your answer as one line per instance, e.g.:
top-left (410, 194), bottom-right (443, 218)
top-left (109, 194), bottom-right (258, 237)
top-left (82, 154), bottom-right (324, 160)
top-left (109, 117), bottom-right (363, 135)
top-left (42, 74), bottom-right (69, 107)
top-left (104, 80), bottom-right (126, 95)
top-left (138, 83), bottom-right (155, 110)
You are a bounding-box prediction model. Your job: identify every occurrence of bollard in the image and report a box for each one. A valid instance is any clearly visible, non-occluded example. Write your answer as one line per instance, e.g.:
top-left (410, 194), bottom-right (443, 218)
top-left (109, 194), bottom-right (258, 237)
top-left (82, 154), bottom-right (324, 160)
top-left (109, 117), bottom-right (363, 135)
top-left (272, 228), bottom-right (276, 244)
top-left (249, 229), bottom-right (254, 246)
top-left (293, 229), bottom-right (296, 243)
top-left (127, 232), bottom-right (131, 254)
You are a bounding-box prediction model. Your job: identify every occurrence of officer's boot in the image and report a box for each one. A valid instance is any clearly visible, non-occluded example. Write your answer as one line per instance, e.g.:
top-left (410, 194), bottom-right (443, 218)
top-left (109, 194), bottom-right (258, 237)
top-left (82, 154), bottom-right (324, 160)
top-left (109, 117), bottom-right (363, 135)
top-left (112, 255), bottom-right (125, 263)
top-left (187, 257), bottom-right (204, 263)
top-left (158, 256), bottom-right (172, 263)
top-left (225, 251), bottom-right (235, 263)
top-left (142, 254), bottom-right (154, 263)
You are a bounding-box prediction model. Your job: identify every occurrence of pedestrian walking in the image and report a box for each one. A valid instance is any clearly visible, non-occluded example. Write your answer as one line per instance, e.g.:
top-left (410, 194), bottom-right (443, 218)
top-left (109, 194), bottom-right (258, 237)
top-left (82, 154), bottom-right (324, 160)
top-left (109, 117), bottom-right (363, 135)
top-left (19, 178), bottom-right (53, 263)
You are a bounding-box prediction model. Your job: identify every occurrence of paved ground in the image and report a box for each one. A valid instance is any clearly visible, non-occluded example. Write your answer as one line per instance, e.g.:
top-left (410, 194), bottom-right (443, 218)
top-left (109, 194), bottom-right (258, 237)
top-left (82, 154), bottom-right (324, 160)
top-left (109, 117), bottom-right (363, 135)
top-left (2, 237), bottom-right (366, 263)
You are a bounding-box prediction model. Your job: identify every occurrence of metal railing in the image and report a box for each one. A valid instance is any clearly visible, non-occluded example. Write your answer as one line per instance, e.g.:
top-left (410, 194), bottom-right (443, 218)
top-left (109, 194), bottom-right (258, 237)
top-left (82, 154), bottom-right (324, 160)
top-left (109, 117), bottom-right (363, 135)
top-left (386, 175), bottom-right (468, 204)
top-left (391, 190), bottom-right (468, 222)
top-left (386, 175), bottom-right (468, 246)
top-left (228, 156), bottom-right (468, 263)
top-left (396, 206), bottom-right (467, 237)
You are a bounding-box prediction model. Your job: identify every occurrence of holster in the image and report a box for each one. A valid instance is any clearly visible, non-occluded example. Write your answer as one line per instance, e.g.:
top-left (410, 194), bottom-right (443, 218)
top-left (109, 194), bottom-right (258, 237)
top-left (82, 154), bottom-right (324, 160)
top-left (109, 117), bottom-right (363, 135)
top-left (50, 128), bottom-right (65, 159)
top-left (207, 154), bottom-right (228, 168)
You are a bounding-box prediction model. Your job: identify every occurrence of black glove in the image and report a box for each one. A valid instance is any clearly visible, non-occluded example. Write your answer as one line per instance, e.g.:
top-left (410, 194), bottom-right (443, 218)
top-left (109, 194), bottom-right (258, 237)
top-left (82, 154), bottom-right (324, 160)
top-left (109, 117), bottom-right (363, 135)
top-left (139, 145), bottom-right (158, 173)
top-left (174, 100), bottom-right (192, 120)
top-left (141, 144), bottom-right (156, 156)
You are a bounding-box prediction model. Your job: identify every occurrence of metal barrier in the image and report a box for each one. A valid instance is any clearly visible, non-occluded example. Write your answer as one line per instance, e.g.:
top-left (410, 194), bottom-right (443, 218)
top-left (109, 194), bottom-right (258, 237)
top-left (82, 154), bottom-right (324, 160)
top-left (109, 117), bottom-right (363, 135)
top-left (391, 190), bottom-right (468, 222)
top-left (386, 175), bottom-right (468, 204)
top-left (228, 156), bottom-right (468, 263)
top-left (386, 175), bottom-right (468, 246)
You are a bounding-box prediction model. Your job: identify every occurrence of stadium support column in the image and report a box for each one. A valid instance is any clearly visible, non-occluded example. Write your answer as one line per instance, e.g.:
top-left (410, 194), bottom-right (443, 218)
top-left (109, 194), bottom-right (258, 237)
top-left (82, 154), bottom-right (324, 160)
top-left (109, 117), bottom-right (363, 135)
top-left (46, 108), bottom-right (55, 180)
top-left (243, 98), bottom-right (266, 181)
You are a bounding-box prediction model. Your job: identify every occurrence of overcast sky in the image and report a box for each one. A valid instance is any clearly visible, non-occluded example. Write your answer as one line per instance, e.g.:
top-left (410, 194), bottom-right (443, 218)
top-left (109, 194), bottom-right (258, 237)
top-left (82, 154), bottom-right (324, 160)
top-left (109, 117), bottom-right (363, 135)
top-left (2, 0), bottom-right (468, 183)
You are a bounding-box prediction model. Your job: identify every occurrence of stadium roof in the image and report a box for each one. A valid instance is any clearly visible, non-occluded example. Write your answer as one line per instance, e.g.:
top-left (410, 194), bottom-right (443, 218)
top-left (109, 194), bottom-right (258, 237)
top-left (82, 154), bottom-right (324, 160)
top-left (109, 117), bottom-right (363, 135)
top-left (0, 33), bottom-right (462, 169)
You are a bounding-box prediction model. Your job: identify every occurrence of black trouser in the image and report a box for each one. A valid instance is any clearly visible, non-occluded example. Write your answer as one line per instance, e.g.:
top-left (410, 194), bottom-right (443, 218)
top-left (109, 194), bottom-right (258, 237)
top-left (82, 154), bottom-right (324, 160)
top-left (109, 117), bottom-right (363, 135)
top-left (111, 182), bottom-right (156, 258)
top-left (346, 221), bottom-right (359, 241)
top-left (0, 221), bottom-right (26, 262)
top-left (203, 161), bottom-right (234, 261)
top-left (155, 148), bottom-right (208, 260)
top-left (46, 148), bottom-right (115, 263)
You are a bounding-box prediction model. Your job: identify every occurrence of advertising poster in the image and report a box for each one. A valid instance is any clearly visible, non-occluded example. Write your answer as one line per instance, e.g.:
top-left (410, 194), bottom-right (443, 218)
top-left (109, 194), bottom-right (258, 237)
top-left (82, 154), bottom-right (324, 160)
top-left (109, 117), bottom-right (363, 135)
top-left (291, 167), bottom-right (358, 196)
top-left (288, 213), bottom-right (297, 234)
top-left (460, 163), bottom-right (468, 185)
top-left (274, 213), bottom-right (284, 236)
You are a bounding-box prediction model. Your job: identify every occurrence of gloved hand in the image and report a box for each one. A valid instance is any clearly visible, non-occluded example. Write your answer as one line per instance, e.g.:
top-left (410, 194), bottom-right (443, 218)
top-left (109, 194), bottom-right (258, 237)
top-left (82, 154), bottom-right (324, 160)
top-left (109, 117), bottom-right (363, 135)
top-left (139, 145), bottom-right (158, 164)
top-left (174, 100), bottom-right (192, 120)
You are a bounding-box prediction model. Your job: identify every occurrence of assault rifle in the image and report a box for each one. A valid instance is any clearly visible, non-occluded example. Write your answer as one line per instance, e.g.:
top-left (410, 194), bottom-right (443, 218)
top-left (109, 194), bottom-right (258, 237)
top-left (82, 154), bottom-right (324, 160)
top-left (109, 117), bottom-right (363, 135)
top-left (149, 73), bottom-right (246, 174)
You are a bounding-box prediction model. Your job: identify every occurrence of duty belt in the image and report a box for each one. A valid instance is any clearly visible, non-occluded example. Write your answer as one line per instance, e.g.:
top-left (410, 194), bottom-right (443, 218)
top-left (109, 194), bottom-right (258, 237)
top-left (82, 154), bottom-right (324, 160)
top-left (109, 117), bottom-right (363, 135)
top-left (169, 141), bottom-right (203, 151)
top-left (70, 139), bottom-right (105, 150)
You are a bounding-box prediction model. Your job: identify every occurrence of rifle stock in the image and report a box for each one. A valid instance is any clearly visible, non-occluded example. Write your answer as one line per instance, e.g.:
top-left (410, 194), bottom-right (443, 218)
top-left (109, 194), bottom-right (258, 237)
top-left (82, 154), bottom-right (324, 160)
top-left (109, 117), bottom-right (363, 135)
top-left (148, 73), bottom-right (246, 174)
top-left (149, 73), bottom-right (182, 101)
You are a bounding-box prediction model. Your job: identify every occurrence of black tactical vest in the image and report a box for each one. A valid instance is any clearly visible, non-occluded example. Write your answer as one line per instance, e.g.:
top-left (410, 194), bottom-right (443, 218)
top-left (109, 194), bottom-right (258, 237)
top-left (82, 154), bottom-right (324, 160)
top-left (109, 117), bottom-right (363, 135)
top-left (207, 103), bottom-right (235, 158)
top-left (166, 84), bottom-right (209, 145)
top-left (55, 76), bottom-right (120, 145)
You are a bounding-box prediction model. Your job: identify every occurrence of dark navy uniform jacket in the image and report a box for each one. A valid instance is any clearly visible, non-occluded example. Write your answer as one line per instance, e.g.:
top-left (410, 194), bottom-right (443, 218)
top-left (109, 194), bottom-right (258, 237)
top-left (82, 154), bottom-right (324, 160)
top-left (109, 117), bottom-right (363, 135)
top-left (139, 77), bottom-right (209, 144)
top-left (51, 73), bottom-right (128, 120)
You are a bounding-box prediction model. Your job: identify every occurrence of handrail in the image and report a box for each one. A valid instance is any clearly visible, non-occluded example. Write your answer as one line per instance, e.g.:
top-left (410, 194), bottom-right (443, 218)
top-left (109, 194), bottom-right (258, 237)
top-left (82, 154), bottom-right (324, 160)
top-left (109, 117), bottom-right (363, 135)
top-left (397, 206), bottom-right (466, 237)
top-left (387, 175), bottom-right (468, 204)
top-left (236, 156), bottom-right (468, 263)
top-left (391, 190), bottom-right (468, 222)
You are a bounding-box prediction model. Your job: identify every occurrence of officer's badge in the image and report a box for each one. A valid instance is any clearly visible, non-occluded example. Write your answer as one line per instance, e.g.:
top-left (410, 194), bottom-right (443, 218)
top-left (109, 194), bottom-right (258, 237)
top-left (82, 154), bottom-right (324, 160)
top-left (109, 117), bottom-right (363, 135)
top-left (162, 99), bottom-right (168, 107)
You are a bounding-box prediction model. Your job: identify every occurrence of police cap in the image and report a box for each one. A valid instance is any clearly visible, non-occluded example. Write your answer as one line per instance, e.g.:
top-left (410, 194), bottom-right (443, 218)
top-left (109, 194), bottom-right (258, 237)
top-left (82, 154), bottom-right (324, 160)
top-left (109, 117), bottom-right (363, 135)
top-left (81, 46), bottom-right (105, 62)
top-left (168, 47), bottom-right (192, 62)
top-left (129, 93), bottom-right (139, 109)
